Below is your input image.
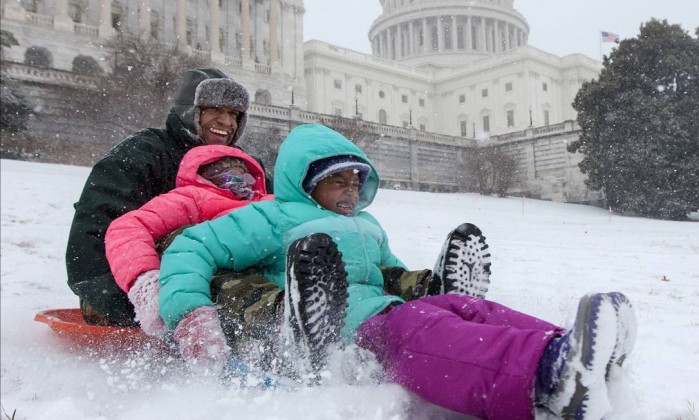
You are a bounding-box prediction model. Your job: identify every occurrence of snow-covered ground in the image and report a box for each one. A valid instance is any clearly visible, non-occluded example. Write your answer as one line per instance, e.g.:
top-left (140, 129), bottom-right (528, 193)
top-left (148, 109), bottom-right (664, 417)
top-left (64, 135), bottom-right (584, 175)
top-left (1, 158), bottom-right (698, 419)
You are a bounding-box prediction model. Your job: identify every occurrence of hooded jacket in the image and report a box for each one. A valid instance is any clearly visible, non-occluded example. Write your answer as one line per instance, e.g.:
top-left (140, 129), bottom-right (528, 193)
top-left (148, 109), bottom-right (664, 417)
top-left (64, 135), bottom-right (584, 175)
top-left (159, 124), bottom-right (406, 339)
top-left (105, 145), bottom-right (272, 293)
top-left (65, 67), bottom-right (262, 326)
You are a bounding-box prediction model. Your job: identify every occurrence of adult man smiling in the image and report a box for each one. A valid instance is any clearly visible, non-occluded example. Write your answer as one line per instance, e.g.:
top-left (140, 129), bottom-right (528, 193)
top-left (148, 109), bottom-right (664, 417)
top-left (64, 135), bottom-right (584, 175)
top-left (66, 67), bottom-right (264, 326)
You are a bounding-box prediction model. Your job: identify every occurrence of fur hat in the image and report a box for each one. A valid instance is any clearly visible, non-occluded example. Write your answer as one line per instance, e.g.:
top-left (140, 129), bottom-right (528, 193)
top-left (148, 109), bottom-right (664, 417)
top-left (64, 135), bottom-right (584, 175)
top-left (302, 155), bottom-right (371, 194)
top-left (171, 67), bottom-right (249, 145)
top-left (193, 78), bottom-right (250, 145)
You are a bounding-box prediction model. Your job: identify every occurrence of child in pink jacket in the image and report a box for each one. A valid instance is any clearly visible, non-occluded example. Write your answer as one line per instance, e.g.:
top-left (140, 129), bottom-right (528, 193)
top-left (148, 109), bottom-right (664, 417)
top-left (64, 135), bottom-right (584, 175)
top-left (105, 144), bottom-right (272, 336)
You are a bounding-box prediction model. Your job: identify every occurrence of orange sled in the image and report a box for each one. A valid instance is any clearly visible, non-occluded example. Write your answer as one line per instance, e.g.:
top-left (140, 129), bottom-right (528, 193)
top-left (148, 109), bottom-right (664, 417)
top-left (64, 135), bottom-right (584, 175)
top-left (34, 308), bottom-right (166, 350)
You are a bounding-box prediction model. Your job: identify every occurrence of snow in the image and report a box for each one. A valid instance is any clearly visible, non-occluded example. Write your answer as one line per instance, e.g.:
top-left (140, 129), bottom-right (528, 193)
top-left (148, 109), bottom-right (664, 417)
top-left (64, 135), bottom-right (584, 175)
top-left (2, 158), bottom-right (698, 419)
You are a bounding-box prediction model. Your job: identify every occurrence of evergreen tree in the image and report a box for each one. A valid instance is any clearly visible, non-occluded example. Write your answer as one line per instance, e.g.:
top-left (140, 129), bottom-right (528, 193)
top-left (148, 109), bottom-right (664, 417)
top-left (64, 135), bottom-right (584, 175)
top-left (0, 29), bottom-right (32, 136)
top-left (569, 20), bottom-right (699, 220)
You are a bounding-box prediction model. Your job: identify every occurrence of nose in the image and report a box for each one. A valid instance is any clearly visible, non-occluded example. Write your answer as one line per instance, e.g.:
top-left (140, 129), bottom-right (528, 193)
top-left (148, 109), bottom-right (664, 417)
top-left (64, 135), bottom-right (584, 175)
top-left (216, 111), bottom-right (236, 127)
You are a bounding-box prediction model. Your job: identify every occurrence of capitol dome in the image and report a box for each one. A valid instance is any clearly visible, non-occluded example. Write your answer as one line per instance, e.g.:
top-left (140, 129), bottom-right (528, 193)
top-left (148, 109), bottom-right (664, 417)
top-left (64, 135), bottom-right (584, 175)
top-left (368, 0), bottom-right (529, 68)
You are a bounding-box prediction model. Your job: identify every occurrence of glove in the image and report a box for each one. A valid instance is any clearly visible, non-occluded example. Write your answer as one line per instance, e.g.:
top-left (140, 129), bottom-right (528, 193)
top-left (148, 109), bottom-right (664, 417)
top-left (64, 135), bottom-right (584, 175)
top-left (174, 306), bottom-right (230, 376)
top-left (128, 270), bottom-right (167, 337)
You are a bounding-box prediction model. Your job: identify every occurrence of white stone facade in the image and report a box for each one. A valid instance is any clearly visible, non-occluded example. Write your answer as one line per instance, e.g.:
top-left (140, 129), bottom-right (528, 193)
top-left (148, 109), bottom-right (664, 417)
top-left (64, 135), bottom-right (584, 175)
top-left (304, 0), bottom-right (602, 138)
top-left (1, 0), bottom-right (307, 107)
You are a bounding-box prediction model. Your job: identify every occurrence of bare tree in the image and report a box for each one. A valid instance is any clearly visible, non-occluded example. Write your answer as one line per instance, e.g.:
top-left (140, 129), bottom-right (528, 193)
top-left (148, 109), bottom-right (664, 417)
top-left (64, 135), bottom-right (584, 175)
top-left (323, 115), bottom-right (378, 150)
top-left (464, 146), bottom-right (521, 196)
top-left (73, 34), bottom-right (206, 142)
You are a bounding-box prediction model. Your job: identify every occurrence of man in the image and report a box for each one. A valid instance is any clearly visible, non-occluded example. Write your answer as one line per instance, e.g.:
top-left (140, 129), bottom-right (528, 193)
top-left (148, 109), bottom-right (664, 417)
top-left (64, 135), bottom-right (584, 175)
top-left (66, 67), bottom-right (260, 326)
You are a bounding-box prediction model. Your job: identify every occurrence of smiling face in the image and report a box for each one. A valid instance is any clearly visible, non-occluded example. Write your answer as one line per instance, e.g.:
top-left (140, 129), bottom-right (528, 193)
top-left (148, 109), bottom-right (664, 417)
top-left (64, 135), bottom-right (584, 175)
top-left (310, 169), bottom-right (361, 216)
top-left (198, 106), bottom-right (239, 145)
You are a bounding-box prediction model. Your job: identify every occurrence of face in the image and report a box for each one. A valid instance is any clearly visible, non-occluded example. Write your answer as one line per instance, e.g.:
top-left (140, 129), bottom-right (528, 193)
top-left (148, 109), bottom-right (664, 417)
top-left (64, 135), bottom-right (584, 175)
top-left (199, 157), bottom-right (250, 187)
top-left (310, 170), bottom-right (361, 216)
top-left (199, 106), bottom-right (239, 145)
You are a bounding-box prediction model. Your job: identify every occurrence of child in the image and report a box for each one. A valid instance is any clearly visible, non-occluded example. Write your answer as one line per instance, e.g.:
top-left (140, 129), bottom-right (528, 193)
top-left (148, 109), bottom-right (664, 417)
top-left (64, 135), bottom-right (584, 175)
top-left (105, 144), bottom-right (272, 336)
top-left (159, 125), bottom-right (637, 419)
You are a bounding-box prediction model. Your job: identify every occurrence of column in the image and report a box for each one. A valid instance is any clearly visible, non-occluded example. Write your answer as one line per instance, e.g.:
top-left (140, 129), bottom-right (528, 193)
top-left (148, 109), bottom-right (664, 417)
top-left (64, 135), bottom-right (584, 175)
top-left (480, 18), bottom-right (487, 52)
top-left (175, 0), bottom-right (187, 47)
top-left (269, 0), bottom-right (279, 67)
top-left (54, 0), bottom-right (74, 32)
top-left (210, 0), bottom-right (224, 63)
top-left (422, 18), bottom-right (427, 53)
top-left (494, 20), bottom-right (501, 52)
top-left (436, 16), bottom-right (443, 52)
top-left (451, 16), bottom-right (457, 50)
top-left (138, 0), bottom-right (150, 38)
top-left (465, 16), bottom-right (472, 51)
top-left (99, 0), bottom-right (115, 38)
top-left (241, 0), bottom-right (252, 65)
top-left (505, 24), bottom-right (511, 50)
top-left (408, 20), bottom-right (414, 57)
top-left (389, 26), bottom-right (395, 59)
top-left (398, 24), bottom-right (404, 58)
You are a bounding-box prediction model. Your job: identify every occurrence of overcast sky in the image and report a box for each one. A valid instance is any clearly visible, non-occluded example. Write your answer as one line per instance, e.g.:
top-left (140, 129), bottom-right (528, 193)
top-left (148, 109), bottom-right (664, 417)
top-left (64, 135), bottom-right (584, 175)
top-left (303, 0), bottom-right (699, 61)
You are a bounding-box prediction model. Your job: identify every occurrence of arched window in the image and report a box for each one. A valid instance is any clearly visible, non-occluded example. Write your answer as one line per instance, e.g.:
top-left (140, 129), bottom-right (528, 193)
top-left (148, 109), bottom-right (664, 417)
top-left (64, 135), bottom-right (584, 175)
top-left (378, 109), bottom-right (387, 125)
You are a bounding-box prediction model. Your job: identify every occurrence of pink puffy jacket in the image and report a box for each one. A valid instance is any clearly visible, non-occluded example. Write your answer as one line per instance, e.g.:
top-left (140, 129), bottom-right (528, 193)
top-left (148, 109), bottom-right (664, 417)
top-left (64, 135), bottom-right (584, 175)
top-left (105, 145), bottom-right (273, 292)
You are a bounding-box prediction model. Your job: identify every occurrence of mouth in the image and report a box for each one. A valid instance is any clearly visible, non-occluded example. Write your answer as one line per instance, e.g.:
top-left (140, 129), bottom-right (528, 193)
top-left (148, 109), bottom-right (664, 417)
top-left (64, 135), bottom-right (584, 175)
top-left (336, 201), bottom-right (356, 215)
top-left (209, 127), bottom-right (232, 138)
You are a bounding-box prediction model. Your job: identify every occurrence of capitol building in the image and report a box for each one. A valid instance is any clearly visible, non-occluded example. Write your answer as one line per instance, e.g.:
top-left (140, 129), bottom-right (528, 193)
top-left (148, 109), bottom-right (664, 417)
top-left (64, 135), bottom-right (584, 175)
top-left (0, 0), bottom-right (603, 201)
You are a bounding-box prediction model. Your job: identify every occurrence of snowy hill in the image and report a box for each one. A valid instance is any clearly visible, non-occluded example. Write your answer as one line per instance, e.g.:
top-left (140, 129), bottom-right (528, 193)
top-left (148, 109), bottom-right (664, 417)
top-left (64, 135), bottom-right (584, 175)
top-left (1, 158), bottom-right (698, 419)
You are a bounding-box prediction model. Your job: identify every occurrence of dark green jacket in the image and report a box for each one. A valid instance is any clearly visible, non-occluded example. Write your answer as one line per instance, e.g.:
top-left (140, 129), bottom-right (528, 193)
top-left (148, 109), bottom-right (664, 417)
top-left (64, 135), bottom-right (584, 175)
top-left (66, 111), bottom-right (201, 325)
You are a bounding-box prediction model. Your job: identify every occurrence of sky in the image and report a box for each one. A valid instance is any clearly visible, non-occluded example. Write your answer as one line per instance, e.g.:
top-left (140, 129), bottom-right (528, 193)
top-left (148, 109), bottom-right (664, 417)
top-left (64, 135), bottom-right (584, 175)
top-left (2, 158), bottom-right (699, 419)
top-left (303, 0), bottom-right (699, 61)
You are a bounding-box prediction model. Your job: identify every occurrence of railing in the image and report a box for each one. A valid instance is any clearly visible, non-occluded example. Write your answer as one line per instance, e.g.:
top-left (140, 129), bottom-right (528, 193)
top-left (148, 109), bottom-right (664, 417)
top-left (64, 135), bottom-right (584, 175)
top-left (1, 60), bottom-right (97, 88)
top-left (224, 55), bottom-right (242, 69)
top-left (73, 22), bottom-right (98, 37)
top-left (255, 63), bottom-right (271, 74)
top-left (26, 12), bottom-right (53, 27)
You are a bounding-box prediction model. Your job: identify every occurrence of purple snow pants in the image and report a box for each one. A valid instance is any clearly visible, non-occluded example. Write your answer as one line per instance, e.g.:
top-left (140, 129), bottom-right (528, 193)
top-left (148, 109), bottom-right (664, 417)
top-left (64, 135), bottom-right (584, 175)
top-left (356, 294), bottom-right (564, 420)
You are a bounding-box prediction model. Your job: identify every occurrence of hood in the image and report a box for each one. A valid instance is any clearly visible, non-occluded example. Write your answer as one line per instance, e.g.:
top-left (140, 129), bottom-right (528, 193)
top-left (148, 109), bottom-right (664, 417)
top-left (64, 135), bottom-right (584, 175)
top-left (273, 124), bottom-right (379, 213)
top-left (170, 67), bottom-right (249, 145)
top-left (176, 145), bottom-right (267, 197)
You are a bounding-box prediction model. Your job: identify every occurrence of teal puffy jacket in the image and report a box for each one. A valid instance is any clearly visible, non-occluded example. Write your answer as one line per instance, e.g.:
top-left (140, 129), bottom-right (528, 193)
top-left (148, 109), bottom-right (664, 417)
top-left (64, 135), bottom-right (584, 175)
top-left (159, 124), bottom-right (406, 339)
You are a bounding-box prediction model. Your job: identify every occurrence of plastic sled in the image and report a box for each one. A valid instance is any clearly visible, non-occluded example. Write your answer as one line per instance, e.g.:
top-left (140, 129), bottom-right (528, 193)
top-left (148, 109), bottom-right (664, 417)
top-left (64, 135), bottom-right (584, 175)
top-left (34, 308), bottom-right (167, 351)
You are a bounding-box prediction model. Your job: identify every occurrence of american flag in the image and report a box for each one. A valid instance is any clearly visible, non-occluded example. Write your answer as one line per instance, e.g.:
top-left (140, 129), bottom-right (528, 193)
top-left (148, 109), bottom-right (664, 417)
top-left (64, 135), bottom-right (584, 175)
top-left (601, 31), bottom-right (619, 43)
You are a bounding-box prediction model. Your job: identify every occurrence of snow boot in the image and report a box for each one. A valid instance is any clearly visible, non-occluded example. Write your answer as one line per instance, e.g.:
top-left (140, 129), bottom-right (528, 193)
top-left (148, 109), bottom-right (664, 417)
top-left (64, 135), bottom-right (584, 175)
top-left (428, 223), bottom-right (491, 298)
top-left (536, 292), bottom-right (635, 419)
top-left (284, 233), bottom-right (348, 374)
top-left (606, 292), bottom-right (637, 375)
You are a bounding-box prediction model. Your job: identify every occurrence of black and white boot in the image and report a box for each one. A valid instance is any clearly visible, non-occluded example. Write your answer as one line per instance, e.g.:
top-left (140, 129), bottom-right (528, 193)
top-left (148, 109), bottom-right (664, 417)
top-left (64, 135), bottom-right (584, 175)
top-left (428, 223), bottom-right (491, 298)
top-left (284, 233), bottom-right (348, 375)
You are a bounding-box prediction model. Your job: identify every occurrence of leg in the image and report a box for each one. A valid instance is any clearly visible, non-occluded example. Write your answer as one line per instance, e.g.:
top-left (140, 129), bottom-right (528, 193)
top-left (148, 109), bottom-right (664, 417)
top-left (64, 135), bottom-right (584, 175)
top-left (381, 266), bottom-right (432, 301)
top-left (284, 233), bottom-right (348, 374)
top-left (428, 223), bottom-right (492, 297)
top-left (536, 292), bottom-right (637, 419)
top-left (357, 294), bottom-right (561, 420)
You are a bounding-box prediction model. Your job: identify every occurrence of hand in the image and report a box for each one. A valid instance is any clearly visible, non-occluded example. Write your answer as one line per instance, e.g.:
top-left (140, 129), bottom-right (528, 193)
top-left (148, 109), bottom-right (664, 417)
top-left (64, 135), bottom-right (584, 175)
top-left (174, 306), bottom-right (230, 376)
top-left (128, 270), bottom-right (167, 337)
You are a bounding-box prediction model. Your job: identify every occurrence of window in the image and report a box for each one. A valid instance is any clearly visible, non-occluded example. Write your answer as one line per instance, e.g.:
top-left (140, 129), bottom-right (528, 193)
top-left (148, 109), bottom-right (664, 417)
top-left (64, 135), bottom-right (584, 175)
top-left (505, 82), bottom-right (512, 92)
top-left (379, 109), bottom-right (387, 124)
top-left (403, 121), bottom-right (409, 128)
top-left (334, 79), bottom-right (342, 89)
top-left (460, 120), bottom-right (468, 136)
top-left (219, 29), bottom-right (226, 52)
top-left (459, 94), bottom-right (466, 103)
top-left (186, 19), bottom-right (194, 46)
top-left (334, 108), bottom-right (342, 116)
top-left (543, 82), bottom-right (548, 92)
top-left (355, 84), bottom-right (362, 94)
top-left (507, 110), bottom-right (515, 127)
top-left (419, 123), bottom-right (426, 131)
top-left (148, 11), bottom-right (161, 39)
top-left (402, 95), bottom-right (408, 103)
top-left (419, 98), bottom-right (425, 107)
top-left (483, 115), bottom-right (490, 132)
top-left (544, 109), bottom-right (550, 126)
top-left (481, 88), bottom-right (488, 97)
top-left (379, 90), bottom-right (385, 99)
top-left (68, 2), bottom-right (83, 23)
